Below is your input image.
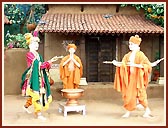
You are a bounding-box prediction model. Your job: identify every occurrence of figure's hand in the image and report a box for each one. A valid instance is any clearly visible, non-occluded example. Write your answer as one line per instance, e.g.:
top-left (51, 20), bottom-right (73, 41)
top-left (103, 60), bottom-right (122, 67)
top-left (51, 57), bottom-right (58, 62)
top-left (71, 56), bottom-right (80, 67)
top-left (111, 60), bottom-right (122, 67)
top-left (71, 55), bottom-right (76, 62)
top-left (50, 56), bottom-right (64, 62)
top-left (103, 61), bottom-right (112, 64)
top-left (112, 60), bottom-right (119, 66)
top-left (151, 58), bottom-right (164, 67)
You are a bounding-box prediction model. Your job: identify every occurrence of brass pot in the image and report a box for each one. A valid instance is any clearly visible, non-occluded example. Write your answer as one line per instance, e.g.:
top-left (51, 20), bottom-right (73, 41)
top-left (61, 89), bottom-right (84, 106)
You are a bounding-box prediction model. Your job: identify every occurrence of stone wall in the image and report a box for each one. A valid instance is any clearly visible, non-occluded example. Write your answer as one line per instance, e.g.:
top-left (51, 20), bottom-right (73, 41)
top-left (4, 48), bottom-right (28, 95)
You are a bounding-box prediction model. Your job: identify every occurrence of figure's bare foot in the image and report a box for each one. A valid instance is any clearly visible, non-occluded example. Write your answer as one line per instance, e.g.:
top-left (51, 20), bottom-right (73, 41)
top-left (122, 111), bottom-right (130, 118)
top-left (143, 113), bottom-right (153, 118)
top-left (23, 106), bottom-right (32, 114)
top-left (143, 107), bottom-right (152, 118)
top-left (37, 115), bottom-right (46, 121)
top-left (36, 112), bottom-right (46, 121)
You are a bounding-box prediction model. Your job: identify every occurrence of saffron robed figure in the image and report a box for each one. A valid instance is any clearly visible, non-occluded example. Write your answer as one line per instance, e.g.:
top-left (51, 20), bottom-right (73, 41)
top-left (60, 43), bottom-right (83, 89)
top-left (58, 44), bottom-right (85, 116)
top-left (104, 35), bottom-right (164, 118)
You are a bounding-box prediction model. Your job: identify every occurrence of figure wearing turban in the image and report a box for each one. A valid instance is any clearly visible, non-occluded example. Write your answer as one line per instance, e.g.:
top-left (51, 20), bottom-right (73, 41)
top-left (114, 35), bottom-right (152, 118)
top-left (60, 43), bottom-right (83, 89)
top-left (20, 32), bottom-right (59, 120)
top-left (104, 35), bottom-right (163, 118)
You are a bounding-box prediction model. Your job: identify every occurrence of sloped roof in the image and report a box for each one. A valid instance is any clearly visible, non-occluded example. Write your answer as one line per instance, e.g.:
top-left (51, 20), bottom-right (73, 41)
top-left (4, 15), bottom-right (11, 24)
top-left (36, 13), bottom-right (164, 34)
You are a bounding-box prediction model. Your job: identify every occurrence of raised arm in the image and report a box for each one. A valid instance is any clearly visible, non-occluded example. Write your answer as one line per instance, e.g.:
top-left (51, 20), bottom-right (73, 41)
top-left (70, 54), bottom-right (81, 68)
top-left (150, 58), bottom-right (164, 67)
top-left (103, 60), bottom-right (122, 67)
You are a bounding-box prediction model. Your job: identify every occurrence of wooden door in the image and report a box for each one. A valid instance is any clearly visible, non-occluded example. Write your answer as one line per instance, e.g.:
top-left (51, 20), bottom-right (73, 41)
top-left (86, 36), bottom-right (116, 82)
top-left (86, 37), bottom-right (99, 82)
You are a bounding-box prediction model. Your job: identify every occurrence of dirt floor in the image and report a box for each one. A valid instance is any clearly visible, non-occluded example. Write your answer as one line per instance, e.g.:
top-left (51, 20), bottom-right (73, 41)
top-left (2, 95), bottom-right (166, 126)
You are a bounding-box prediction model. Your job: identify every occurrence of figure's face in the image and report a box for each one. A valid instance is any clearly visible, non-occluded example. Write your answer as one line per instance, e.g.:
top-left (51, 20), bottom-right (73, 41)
top-left (68, 48), bottom-right (75, 54)
top-left (129, 42), bottom-right (139, 51)
top-left (29, 41), bottom-right (39, 51)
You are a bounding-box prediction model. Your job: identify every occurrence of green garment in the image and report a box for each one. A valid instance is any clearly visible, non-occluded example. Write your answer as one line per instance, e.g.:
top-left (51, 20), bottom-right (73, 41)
top-left (20, 54), bottom-right (51, 97)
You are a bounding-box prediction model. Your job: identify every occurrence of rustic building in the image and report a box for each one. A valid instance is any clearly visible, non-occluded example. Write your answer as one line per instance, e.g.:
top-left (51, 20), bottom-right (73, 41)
top-left (35, 4), bottom-right (164, 82)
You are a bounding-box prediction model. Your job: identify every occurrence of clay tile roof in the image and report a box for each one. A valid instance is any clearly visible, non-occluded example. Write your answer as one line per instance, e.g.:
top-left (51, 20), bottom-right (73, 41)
top-left (36, 13), bottom-right (164, 34)
top-left (4, 15), bottom-right (11, 24)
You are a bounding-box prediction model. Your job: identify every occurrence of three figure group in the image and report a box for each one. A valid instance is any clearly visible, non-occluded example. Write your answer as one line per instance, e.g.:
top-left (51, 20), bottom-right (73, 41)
top-left (20, 32), bottom-right (162, 120)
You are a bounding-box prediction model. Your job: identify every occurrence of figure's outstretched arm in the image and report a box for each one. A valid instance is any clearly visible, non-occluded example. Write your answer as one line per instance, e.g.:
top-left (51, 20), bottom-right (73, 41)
top-left (40, 56), bottom-right (64, 69)
top-left (103, 60), bottom-right (122, 67)
top-left (49, 55), bottom-right (64, 63)
top-left (129, 58), bottom-right (164, 68)
top-left (150, 58), bottom-right (164, 67)
top-left (103, 60), bottom-right (143, 68)
top-left (103, 58), bottom-right (164, 68)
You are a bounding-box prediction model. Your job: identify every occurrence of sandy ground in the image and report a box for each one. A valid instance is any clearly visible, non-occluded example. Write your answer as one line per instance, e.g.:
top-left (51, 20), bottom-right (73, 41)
top-left (2, 95), bottom-right (166, 126)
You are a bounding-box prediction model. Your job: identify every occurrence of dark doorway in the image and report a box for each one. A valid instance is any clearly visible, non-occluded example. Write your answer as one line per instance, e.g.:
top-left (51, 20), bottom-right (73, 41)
top-left (86, 35), bottom-right (116, 82)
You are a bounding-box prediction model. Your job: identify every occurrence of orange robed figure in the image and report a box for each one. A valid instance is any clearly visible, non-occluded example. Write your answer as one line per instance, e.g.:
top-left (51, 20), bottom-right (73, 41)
top-left (60, 43), bottom-right (83, 89)
top-left (104, 35), bottom-right (162, 118)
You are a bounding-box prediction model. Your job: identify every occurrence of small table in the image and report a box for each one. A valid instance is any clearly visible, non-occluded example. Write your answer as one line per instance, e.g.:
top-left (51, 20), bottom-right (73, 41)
top-left (58, 103), bottom-right (86, 117)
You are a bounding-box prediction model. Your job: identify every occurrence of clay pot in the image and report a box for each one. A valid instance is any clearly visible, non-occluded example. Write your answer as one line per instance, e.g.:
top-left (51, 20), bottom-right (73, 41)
top-left (27, 23), bottom-right (36, 32)
top-left (61, 89), bottom-right (84, 106)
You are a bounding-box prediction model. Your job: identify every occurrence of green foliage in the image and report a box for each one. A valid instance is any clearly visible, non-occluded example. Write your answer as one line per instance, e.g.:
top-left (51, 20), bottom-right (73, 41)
top-left (5, 31), bottom-right (28, 49)
top-left (154, 51), bottom-right (160, 70)
top-left (4, 4), bottom-right (25, 24)
top-left (120, 4), bottom-right (164, 27)
top-left (4, 4), bottom-right (46, 25)
top-left (4, 4), bottom-right (46, 49)
top-left (32, 4), bottom-right (46, 23)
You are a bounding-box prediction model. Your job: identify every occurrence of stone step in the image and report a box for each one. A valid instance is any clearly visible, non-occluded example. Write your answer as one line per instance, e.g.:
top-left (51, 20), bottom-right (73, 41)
top-left (50, 82), bottom-right (164, 101)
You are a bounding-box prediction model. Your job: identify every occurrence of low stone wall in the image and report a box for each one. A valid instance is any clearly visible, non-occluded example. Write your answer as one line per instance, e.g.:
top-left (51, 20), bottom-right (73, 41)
top-left (4, 48), bottom-right (28, 95)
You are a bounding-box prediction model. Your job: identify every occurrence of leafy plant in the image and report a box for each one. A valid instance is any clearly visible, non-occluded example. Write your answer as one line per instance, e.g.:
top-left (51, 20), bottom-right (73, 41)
top-left (4, 4), bottom-right (46, 26)
top-left (4, 4), bottom-right (46, 47)
top-left (120, 4), bottom-right (164, 27)
top-left (5, 31), bottom-right (28, 49)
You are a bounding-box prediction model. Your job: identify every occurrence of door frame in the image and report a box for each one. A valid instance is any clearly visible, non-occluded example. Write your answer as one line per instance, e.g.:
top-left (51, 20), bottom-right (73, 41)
top-left (85, 35), bottom-right (116, 82)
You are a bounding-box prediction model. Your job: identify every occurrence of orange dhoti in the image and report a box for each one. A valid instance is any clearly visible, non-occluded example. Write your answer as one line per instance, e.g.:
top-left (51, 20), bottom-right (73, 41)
top-left (114, 51), bottom-right (152, 111)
